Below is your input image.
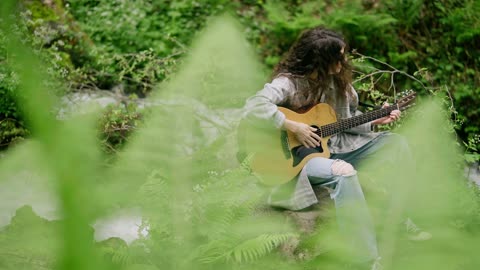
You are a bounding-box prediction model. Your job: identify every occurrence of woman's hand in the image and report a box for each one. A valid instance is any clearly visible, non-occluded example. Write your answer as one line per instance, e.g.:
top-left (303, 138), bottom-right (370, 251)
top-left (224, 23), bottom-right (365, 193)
top-left (372, 102), bottom-right (401, 125)
top-left (283, 119), bottom-right (321, 148)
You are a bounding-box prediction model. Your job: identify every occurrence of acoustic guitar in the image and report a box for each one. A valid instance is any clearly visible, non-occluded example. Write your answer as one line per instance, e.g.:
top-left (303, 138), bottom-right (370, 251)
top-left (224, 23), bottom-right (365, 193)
top-left (238, 91), bottom-right (416, 186)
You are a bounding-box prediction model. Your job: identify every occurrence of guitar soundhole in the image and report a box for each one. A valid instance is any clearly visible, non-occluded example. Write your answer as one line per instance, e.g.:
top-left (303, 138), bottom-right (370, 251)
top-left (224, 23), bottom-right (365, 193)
top-left (291, 143), bottom-right (324, 167)
top-left (311, 125), bottom-right (321, 138)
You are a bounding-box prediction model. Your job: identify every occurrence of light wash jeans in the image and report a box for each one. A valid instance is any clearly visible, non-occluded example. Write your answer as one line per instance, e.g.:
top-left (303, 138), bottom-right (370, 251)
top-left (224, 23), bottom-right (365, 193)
top-left (305, 133), bottom-right (410, 264)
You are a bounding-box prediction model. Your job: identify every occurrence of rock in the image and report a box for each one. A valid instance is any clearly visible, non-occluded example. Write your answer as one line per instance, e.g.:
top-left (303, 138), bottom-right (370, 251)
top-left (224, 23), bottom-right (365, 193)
top-left (9, 205), bottom-right (44, 226)
top-left (92, 208), bottom-right (147, 245)
top-left (262, 187), bottom-right (335, 261)
top-left (57, 91), bottom-right (119, 119)
top-left (0, 171), bottom-right (57, 230)
top-left (138, 97), bottom-right (244, 158)
top-left (96, 236), bottom-right (128, 249)
top-left (465, 162), bottom-right (480, 187)
top-left (0, 205), bottom-right (59, 268)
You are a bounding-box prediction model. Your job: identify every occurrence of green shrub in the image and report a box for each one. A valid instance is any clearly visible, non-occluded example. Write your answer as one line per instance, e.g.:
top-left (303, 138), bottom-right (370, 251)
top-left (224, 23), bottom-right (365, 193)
top-left (65, 0), bottom-right (230, 95)
top-left (98, 102), bottom-right (143, 153)
top-left (0, 0), bottom-right (89, 148)
top-left (0, 19), bottom-right (25, 148)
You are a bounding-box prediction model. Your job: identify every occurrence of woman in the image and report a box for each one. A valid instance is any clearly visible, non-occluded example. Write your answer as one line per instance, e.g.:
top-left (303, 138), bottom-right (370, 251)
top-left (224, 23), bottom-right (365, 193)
top-left (243, 27), bottom-right (403, 269)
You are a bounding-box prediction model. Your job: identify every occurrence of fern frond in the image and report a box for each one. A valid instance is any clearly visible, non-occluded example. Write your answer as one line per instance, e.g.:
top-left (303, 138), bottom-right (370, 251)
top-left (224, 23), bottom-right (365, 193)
top-left (195, 204), bottom-right (238, 238)
top-left (101, 245), bottom-right (132, 266)
top-left (137, 170), bottom-right (170, 205)
top-left (226, 233), bottom-right (298, 263)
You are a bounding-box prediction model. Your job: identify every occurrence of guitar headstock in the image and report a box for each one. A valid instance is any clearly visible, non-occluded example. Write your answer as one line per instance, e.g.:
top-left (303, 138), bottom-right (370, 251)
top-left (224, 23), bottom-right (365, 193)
top-left (395, 90), bottom-right (416, 111)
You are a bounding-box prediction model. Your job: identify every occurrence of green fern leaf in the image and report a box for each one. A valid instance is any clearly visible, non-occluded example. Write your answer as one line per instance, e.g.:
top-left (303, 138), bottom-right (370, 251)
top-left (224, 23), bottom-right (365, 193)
top-left (226, 233), bottom-right (298, 263)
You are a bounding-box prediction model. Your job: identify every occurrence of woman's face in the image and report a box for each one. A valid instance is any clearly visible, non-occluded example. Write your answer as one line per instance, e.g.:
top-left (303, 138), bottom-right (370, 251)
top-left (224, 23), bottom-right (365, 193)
top-left (329, 47), bottom-right (345, 74)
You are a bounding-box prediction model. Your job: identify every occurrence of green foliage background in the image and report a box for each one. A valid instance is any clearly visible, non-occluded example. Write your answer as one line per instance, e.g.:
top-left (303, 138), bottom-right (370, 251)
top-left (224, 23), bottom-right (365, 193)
top-left (1, 0), bottom-right (479, 157)
top-left (1, 0), bottom-right (480, 269)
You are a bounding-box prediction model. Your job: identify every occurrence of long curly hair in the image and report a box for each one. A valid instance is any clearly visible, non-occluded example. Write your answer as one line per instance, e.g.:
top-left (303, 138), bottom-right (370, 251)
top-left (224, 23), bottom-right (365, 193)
top-left (273, 27), bottom-right (353, 109)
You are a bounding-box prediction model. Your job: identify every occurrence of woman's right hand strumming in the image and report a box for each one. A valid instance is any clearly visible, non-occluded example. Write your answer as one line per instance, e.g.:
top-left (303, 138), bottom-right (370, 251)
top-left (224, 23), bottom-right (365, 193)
top-left (283, 119), bottom-right (321, 148)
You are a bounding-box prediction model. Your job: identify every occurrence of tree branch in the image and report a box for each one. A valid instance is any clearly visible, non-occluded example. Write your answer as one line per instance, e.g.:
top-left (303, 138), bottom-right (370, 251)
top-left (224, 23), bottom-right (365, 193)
top-left (352, 51), bottom-right (429, 93)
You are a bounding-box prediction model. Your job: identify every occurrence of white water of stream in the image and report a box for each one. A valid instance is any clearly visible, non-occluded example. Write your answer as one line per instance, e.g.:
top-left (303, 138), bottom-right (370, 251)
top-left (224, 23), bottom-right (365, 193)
top-left (0, 170), bottom-right (146, 245)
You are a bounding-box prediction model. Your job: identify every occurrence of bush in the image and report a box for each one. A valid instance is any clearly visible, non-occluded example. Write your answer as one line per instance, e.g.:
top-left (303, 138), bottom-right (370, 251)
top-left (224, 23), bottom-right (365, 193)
top-left (0, 0), bottom-right (89, 148)
top-left (0, 18), bottom-right (25, 148)
top-left (65, 0), bottom-right (230, 95)
top-left (98, 102), bottom-right (143, 154)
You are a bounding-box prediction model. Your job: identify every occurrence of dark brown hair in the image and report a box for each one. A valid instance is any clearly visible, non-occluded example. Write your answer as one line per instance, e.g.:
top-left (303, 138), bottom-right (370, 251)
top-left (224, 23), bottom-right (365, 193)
top-left (273, 26), bottom-right (353, 107)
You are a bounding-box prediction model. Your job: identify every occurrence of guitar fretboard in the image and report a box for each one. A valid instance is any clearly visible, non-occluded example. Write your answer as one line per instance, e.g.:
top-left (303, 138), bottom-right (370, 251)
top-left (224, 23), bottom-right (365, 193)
top-left (318, 105), bottom-right (398, 137)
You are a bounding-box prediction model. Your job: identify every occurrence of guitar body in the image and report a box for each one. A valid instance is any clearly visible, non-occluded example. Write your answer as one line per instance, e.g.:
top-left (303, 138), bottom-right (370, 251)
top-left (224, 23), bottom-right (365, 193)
top-left (240, 103), bottom-right (337, 186)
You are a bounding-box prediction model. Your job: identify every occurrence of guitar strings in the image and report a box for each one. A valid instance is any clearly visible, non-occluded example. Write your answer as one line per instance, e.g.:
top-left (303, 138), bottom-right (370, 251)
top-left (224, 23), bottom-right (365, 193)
top-left (316, 93), bottom-right (414, 137)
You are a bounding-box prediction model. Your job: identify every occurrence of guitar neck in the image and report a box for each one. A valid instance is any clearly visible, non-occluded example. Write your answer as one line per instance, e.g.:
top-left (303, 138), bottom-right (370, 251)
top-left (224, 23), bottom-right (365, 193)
top-left (320, 105), bottom-right (398, 137)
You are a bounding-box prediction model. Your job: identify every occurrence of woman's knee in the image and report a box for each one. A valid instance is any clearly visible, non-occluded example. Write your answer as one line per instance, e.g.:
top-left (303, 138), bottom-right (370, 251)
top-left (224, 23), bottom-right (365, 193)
top-left (306, 158), bottom-right (357, 182)
top-left (331, 160), bottom-right (357, 177)
top-left (306, 157), bottom-right (335, 179)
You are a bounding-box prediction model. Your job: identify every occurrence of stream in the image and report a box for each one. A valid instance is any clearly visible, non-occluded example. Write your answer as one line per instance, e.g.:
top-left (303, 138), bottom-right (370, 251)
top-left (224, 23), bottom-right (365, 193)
top-left (0, 90), bottom-right (243, 244)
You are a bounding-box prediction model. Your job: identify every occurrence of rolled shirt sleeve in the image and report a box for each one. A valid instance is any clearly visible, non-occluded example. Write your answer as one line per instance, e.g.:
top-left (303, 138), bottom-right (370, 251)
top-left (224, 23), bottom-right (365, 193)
top-left (243, 76), bottom-right (294, 129)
